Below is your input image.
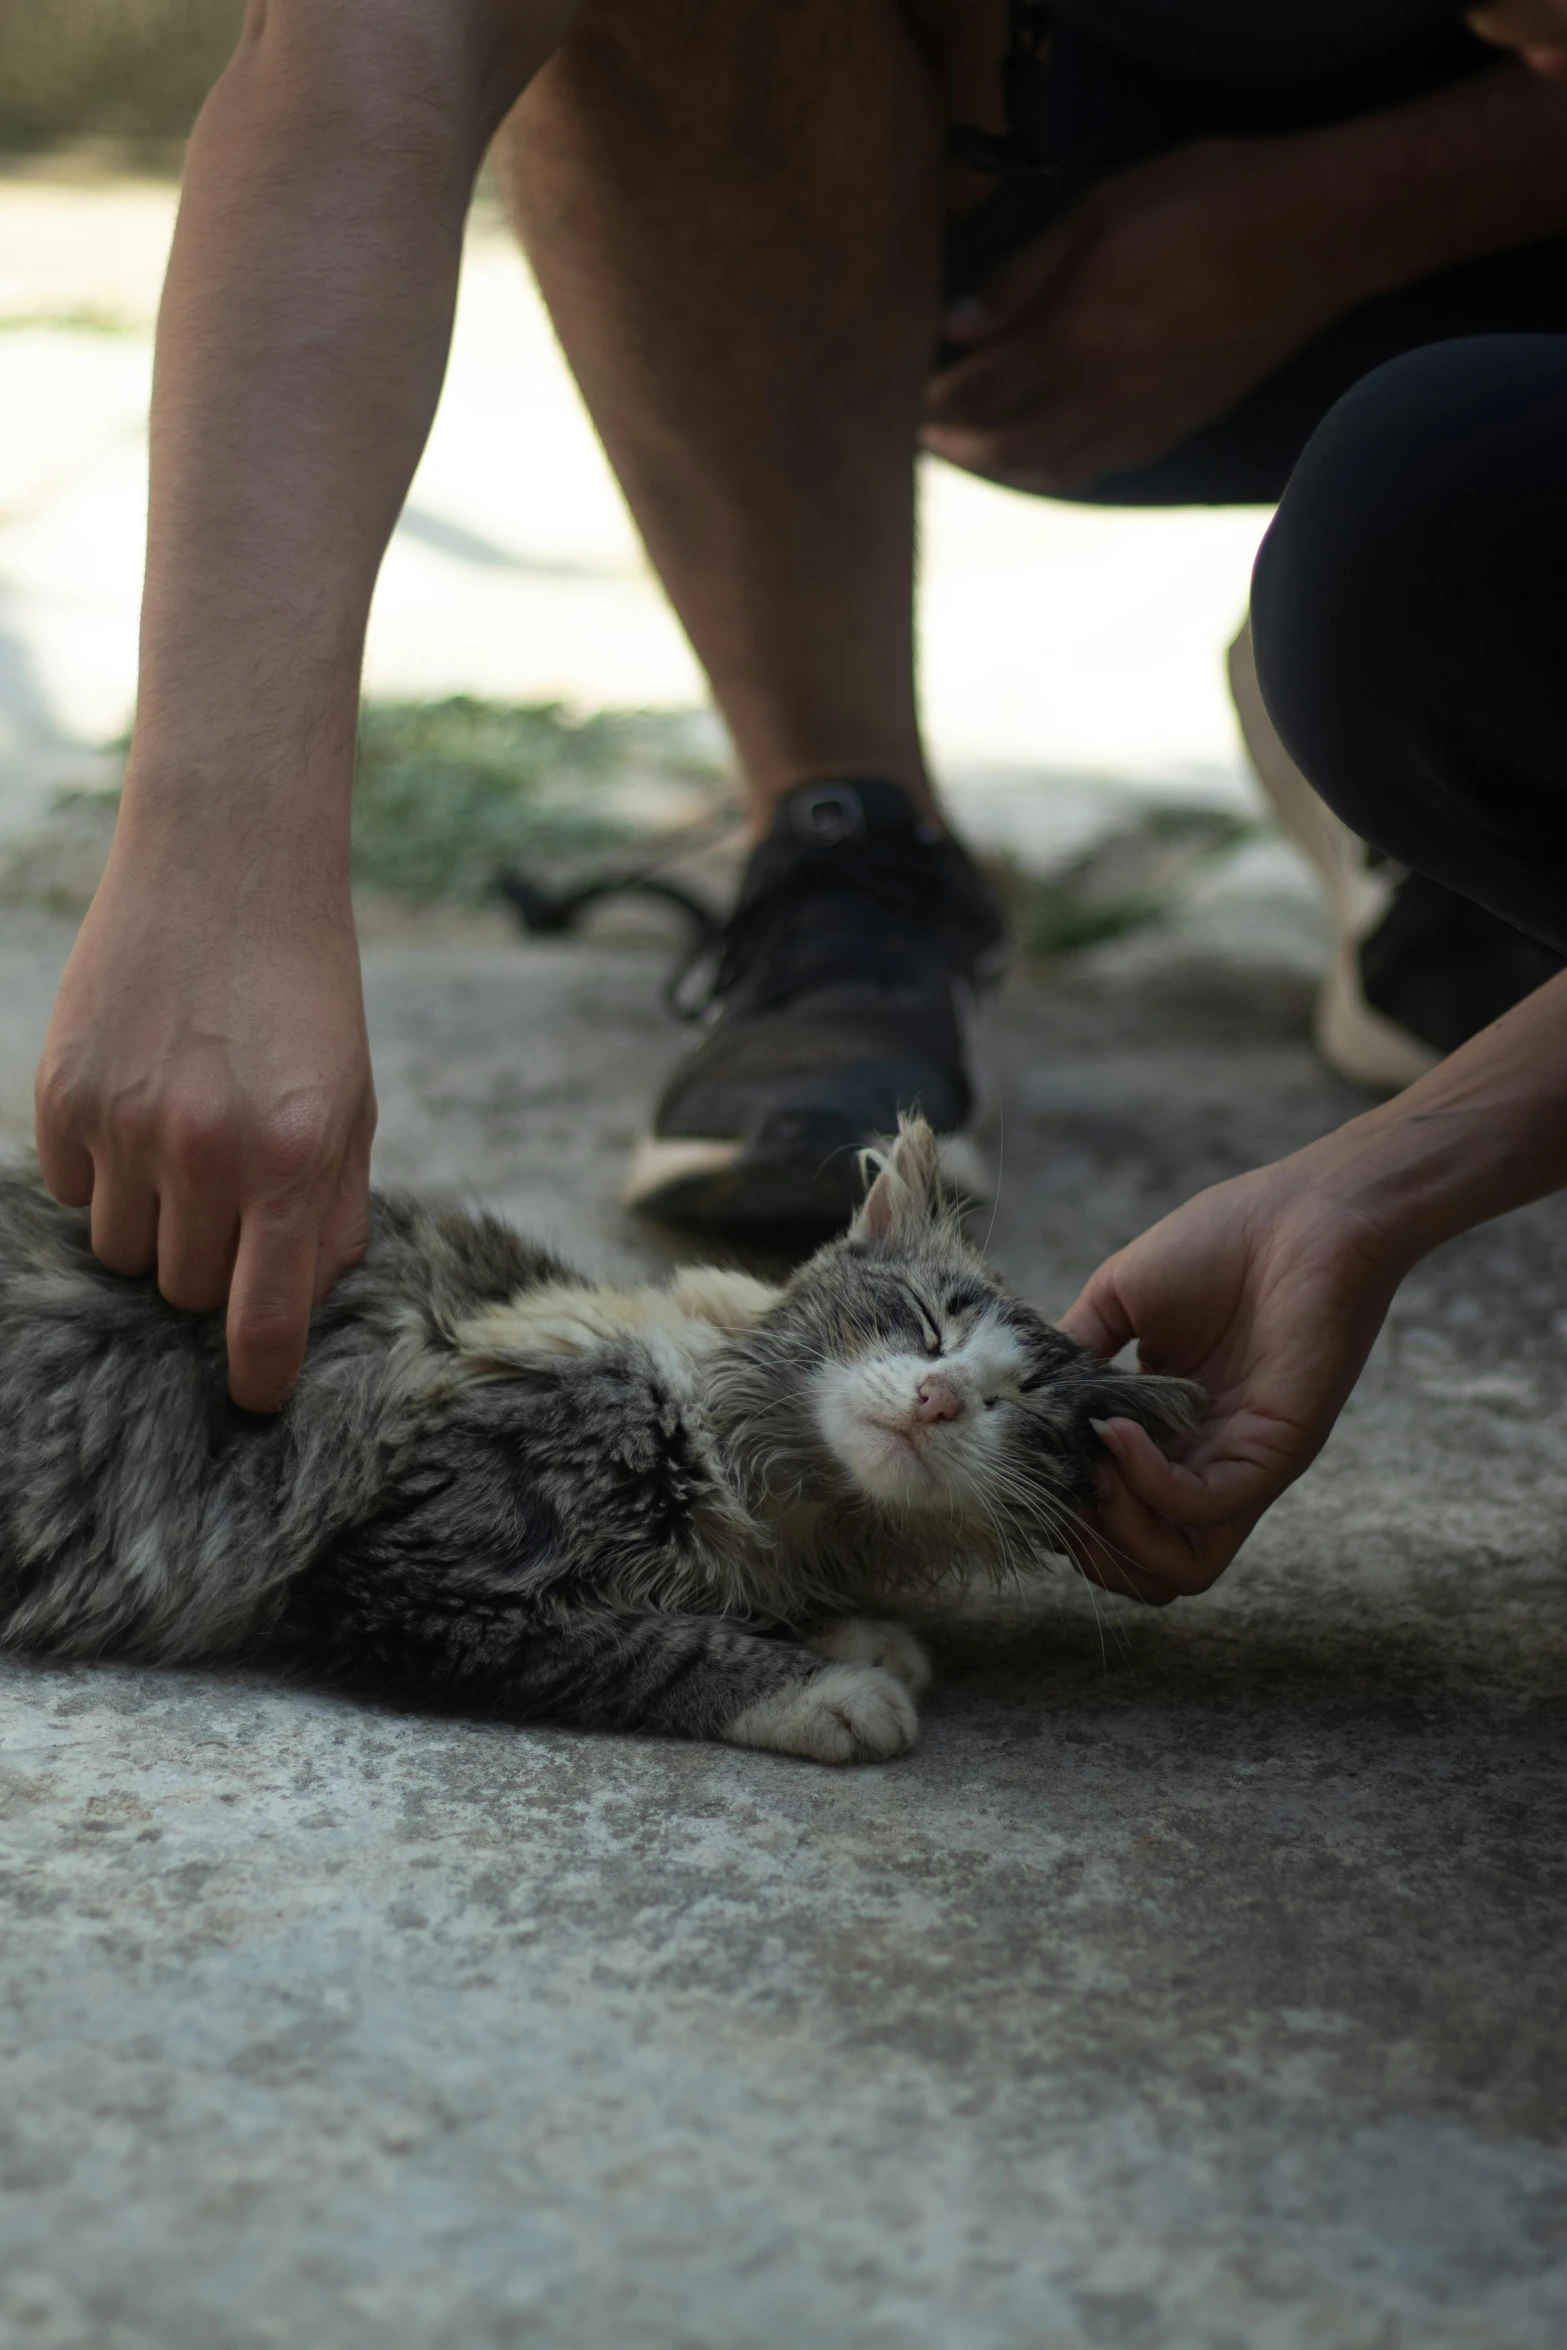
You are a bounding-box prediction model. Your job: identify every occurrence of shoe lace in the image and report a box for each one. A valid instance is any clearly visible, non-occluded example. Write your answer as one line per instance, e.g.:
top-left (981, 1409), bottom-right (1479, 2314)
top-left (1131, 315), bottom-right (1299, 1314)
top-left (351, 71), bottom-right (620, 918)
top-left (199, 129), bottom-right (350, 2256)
top-left (680, 837), bottom-right (988, 1022)
top-left (497, 824), bottom-right (1001, 1021)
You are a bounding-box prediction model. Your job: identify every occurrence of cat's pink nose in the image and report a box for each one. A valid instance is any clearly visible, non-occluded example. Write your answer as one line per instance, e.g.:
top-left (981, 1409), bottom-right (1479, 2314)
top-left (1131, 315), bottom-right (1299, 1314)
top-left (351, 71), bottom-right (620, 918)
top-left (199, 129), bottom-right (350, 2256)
top-left (914, 1373), bottom-right (964, 1425)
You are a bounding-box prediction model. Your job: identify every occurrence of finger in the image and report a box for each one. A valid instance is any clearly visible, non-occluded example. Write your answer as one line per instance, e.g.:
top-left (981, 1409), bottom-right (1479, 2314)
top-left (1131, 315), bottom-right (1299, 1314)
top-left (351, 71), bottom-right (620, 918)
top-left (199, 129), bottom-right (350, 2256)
top-left (1082, 1474), bottom-right (1241, 1595)
top-left (918, 423), bottom-right (1021, 482)
top-left (226, 1200), bottom-right (322, 1413)
top-left (36, 1130), bottom-right (95, 1209)
top-left (1063, 1469), bottom-right (1188, 1605)
top-left (924, 343), bottom-right (1064, 433)
top-left (157, 1182), bottom-right (241, 1315)
top-left (1091, 1436), bottom-right (1270, 1592)
top-left (927, 402), bottom-right (1160, 498)
top-left (941, 219), bottom-right (1078, 342)
top-left (89, 1175), bottom-right (160, 1278)
top-left (919, 421), bottom-right (1087, 499)
top-left (1059, 1266), bottom-right (1135, 1362)
top-left (1093, 1416), bottom-right (1277, 1529)
top-left (1071, 1521), bottom-right (1185, 1607)
top-left (1025, 417), bottom-right (1183, 493)
top-left (312, 1121), bottom-right (373, 1306)
top-left (34, 1062), bottom-right (97, 1207)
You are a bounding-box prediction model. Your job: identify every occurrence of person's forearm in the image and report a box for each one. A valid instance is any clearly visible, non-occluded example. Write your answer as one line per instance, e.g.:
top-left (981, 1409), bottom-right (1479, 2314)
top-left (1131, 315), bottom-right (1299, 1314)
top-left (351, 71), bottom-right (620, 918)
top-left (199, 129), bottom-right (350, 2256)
top-left (1291, 965), bottom-right (1567, 1271)
top-left (1258, 59), bottom-right (1567, 318)
top-left (125, 0), bottom-right (570, 875)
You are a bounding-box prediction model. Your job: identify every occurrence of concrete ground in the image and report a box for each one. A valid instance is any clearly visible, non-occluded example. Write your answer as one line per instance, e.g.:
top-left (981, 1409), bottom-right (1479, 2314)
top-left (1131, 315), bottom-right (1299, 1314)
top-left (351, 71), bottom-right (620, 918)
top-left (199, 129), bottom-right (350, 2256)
top-left (1, 898), bottom-right (1566, 2350)
top-left (2, 162), bottom-right (1567, 2350)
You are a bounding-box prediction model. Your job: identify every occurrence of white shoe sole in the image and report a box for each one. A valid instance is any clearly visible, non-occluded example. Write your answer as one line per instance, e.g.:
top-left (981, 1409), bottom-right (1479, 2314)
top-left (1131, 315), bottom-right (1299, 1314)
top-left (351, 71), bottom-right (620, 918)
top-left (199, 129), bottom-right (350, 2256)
top-left (1228, 616), bottom-right (1440, 1094)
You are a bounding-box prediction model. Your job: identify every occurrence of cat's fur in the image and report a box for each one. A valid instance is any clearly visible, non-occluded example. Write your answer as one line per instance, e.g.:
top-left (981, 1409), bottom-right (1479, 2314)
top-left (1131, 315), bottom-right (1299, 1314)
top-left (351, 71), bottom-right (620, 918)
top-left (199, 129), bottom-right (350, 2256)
top-left (0, 1120), bottom-right (1202, 1763)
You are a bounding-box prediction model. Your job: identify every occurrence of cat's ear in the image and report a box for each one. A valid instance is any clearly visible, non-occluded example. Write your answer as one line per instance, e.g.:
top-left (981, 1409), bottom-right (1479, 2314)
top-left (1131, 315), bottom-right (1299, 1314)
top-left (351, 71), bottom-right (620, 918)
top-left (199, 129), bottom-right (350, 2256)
top-left (850, 1116), bottom-right (945, 1246)
top-left (1081, 1369), bottom-right (1208, 1449)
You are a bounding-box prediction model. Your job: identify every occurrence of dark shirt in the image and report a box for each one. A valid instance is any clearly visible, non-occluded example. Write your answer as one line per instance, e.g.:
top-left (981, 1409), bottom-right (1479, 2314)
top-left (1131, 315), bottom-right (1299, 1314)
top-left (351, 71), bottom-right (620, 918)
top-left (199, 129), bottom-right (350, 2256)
top-left (1054, 1), bottom-right (1464, 83)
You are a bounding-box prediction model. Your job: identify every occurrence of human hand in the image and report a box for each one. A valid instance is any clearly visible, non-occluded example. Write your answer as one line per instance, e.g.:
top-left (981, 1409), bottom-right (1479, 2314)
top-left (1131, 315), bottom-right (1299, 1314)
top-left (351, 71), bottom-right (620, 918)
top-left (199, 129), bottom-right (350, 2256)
top-left (1057, 1156), bottom-right (1408, 1604)
top-left (1469, 2), bottom-right (1567, 77)
top-left (35, 816), bottom-right (375, 1414)
top-left (923, 136), bottom-right (1365, 493)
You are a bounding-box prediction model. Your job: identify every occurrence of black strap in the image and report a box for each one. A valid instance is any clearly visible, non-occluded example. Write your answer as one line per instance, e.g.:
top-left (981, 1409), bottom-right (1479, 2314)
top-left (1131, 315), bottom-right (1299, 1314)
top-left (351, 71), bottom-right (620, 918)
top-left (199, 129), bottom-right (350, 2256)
top-left (497, 868), bottom-right (723, 1015)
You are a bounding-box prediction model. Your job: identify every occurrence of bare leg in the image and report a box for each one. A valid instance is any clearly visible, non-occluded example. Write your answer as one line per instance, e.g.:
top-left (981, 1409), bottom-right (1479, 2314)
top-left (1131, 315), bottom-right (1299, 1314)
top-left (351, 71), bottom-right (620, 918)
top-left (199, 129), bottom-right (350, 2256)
top-left (495, 2), bottom-right (1008, 1227)
top-left (495, 0), bottom-right (953, 828)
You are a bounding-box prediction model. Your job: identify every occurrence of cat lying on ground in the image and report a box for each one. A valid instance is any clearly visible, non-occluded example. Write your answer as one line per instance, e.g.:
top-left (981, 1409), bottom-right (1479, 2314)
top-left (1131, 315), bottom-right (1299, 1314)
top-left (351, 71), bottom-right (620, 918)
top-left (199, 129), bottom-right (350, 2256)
top-left (0, 1118), bottom-right (1201, 1763)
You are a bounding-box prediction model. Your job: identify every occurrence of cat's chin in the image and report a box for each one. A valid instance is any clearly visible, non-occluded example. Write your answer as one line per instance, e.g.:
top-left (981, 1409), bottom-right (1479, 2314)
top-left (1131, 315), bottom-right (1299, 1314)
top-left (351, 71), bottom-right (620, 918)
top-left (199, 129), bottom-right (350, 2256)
top-left (835, 1417), bottom-right (951, 1508)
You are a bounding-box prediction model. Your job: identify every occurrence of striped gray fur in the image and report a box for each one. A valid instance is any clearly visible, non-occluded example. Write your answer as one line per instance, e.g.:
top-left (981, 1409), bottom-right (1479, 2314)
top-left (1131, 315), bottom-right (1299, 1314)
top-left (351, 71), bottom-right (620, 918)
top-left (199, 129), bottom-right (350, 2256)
top-left (0, 1121), bottom-right (1202, 1763)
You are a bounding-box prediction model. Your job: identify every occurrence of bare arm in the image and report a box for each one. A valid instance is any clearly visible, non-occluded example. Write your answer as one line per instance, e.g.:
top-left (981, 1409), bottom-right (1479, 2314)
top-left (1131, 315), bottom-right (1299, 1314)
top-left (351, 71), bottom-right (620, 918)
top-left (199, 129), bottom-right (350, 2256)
top-left (926, 60), bottom-right (1567, 494)
top-left (36, 0), bottom-right (575, 1411)
top-left (1303, 51), bottom-right (1567, 295)
top-left (1061, 969), bottom-right (1567, 1603)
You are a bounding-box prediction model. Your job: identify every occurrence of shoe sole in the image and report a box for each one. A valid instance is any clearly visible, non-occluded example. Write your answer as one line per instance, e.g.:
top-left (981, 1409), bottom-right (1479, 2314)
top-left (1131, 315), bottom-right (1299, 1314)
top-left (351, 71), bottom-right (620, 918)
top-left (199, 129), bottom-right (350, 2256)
top-left (1228, 618), bottom-right (1441, 1094)
top-left (623, 1128), bottom-right (994, 1229)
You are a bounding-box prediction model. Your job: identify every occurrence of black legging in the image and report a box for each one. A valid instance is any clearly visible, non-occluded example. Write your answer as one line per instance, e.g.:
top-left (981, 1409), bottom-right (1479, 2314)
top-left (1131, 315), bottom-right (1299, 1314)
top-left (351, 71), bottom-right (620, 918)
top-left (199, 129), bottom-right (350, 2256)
top-left (1251, 335), bottom-right (1567, 959)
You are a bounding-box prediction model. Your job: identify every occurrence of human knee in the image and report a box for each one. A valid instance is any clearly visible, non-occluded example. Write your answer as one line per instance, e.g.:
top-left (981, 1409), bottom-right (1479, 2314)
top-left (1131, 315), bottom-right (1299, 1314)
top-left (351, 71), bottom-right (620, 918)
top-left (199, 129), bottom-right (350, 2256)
top-left (1252, 337), bottom-right (1567, 851)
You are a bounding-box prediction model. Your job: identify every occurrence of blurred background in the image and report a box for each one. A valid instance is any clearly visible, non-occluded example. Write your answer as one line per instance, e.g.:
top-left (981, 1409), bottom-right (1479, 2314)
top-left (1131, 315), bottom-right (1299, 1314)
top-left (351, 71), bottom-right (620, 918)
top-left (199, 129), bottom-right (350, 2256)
top-left (0, 0), bottom-right (1313, 954)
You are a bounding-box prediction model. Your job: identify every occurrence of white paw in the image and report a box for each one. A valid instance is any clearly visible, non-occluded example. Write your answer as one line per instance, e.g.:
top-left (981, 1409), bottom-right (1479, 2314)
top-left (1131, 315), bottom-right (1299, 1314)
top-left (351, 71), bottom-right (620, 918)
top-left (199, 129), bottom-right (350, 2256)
top-left (722, 1663), bottom-right (918, 1765)
top-left (808, 1616), bottom-right (932, 1697)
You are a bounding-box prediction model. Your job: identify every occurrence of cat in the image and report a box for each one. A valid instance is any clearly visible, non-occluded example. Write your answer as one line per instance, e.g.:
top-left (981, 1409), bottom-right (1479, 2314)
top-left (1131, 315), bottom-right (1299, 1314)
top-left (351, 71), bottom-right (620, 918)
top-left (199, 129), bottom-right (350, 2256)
top-left (0, 1117), bottom-right (1202, 1763)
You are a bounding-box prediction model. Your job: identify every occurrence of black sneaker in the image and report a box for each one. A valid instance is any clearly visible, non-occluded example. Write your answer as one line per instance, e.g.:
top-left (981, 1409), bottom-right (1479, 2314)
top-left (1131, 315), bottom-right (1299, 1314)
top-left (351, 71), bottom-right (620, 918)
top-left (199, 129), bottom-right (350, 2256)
top-left (622, 778), bottom-right (1006, 1228)
top-left (1357, 873), bottom-right (1564, 1054)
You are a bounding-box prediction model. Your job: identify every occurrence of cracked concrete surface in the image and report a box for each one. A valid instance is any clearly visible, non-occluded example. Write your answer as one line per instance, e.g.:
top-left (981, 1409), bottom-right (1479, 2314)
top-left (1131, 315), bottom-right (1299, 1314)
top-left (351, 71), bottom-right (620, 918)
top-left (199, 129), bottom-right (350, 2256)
top-left (0, 905), bottom-right (1565, 2350)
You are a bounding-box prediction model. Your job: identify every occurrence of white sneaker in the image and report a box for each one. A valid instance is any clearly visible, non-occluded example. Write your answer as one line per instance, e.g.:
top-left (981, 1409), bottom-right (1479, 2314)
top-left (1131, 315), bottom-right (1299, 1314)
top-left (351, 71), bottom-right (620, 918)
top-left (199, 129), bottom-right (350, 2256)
top-left (1227, 616), bottom-right (1440, 1093)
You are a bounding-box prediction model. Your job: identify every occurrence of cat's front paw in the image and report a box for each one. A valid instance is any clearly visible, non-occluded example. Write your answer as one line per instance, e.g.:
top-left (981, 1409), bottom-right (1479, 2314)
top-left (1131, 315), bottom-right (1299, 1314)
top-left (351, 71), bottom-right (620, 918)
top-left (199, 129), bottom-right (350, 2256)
top-left (808, 1616), bottom-right (932, 1697)
top-left (723, 1663), bottom-right (917, 1765)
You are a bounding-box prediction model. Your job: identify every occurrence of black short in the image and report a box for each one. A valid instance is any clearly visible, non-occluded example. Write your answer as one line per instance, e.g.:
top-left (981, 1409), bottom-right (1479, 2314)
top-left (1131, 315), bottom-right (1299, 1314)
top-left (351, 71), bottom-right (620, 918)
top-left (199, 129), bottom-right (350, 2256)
top-left (942, 19), bottom-right (1567, 504)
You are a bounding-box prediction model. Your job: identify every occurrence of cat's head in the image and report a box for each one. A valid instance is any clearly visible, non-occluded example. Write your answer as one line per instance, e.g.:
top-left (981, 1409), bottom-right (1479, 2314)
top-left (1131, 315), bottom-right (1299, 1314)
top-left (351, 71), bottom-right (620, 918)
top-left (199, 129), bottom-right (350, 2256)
top-left (726, 1118), bottom-right (1204, 1567)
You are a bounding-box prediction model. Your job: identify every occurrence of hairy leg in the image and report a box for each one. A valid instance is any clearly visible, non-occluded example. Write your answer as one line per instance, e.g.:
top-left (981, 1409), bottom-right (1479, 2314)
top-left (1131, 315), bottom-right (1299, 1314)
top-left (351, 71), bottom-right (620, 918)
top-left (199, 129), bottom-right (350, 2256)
top-left (494, 0), bottom-right (959, 827)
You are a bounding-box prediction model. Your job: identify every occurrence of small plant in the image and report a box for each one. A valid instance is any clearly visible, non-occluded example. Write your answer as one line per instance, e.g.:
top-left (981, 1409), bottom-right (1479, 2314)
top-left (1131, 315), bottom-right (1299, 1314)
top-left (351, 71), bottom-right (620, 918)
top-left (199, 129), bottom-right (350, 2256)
top-left (348, 697), bottom-right (648, 904)
top-left (988, 804), bottom-right (1259, 963)
top-left (0, 697), bottom-right (726, 914)
top-left (0, 308), bottom-right (139, 335)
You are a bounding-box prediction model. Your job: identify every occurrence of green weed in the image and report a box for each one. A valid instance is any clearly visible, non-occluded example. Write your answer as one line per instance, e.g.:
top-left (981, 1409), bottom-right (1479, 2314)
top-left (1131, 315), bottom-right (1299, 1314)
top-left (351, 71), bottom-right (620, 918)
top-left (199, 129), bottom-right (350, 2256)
top-left (990, 804), bottom-right (1259, 962)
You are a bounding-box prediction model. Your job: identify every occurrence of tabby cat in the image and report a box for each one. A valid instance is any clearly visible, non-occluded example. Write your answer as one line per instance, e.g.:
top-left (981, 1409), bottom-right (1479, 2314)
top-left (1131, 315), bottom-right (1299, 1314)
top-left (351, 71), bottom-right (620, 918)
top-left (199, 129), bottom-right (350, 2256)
top-left (0, 1119), bottom-right (1200, 1761)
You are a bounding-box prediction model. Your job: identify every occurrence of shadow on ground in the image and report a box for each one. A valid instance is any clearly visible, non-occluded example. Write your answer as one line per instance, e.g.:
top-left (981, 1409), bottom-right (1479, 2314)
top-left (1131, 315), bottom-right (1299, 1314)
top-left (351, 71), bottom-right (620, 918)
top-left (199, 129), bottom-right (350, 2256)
top-left (0, 902), bottom-right (1563, 2349)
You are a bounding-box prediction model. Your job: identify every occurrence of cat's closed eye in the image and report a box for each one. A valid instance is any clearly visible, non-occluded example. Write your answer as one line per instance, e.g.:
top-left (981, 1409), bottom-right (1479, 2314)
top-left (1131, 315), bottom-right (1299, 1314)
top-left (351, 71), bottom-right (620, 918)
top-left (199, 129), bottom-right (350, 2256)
top-left (908, 1295), bottom-right (943, 1355)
